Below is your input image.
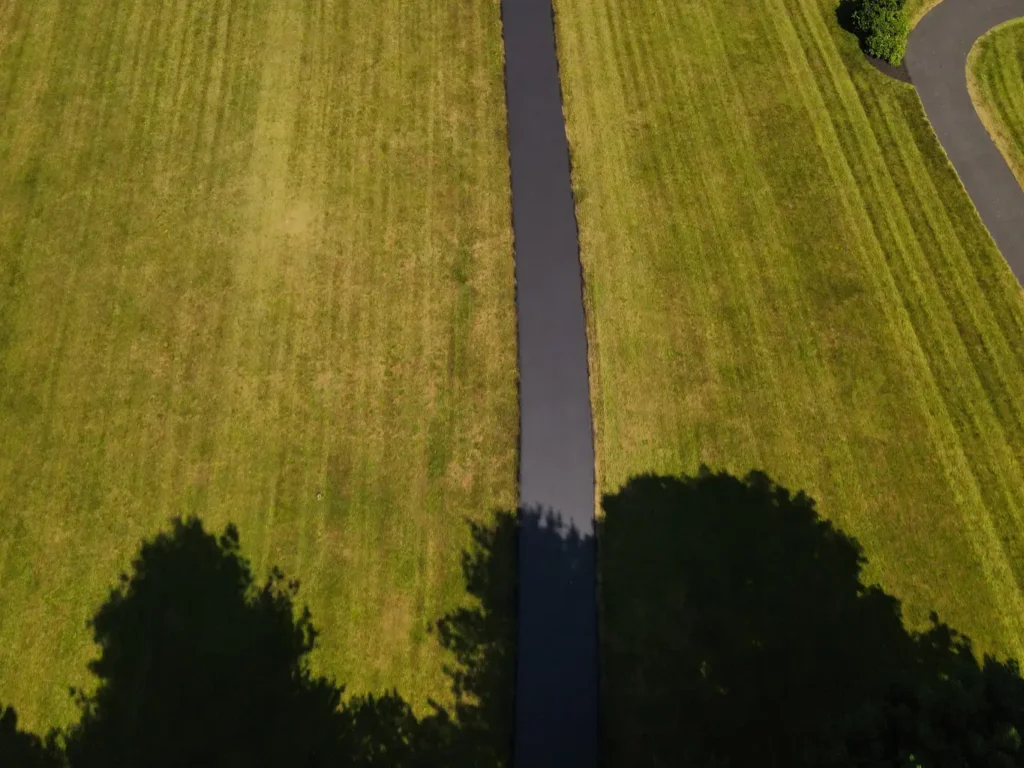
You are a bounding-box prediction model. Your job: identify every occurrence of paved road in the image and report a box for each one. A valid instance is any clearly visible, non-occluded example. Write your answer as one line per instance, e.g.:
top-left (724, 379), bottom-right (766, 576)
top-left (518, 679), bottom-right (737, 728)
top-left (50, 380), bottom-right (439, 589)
top-left (905, 0), bottom-right (1024, 283)
top-left (501, 0), bottom-right (599, 764)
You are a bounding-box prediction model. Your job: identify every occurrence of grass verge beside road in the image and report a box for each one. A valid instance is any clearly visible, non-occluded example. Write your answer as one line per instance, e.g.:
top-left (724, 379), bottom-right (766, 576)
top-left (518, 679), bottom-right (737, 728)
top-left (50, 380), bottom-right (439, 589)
top-left (905, 0), bottom-right (941, 27)
top-left (0, 0), bottom-right (516, 732)
top-left (553, 0), bottom-right (1024, 752)
top-left (969, 19), bottom-right (1024, 190)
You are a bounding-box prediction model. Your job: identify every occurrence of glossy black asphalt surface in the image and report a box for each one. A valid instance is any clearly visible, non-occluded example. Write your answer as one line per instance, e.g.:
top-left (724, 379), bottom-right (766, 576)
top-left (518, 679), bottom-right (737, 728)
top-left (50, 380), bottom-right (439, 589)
top-left (501, 0), bottom-right (599, 764)
top-left (905, 0), bottom-right (1024, 283)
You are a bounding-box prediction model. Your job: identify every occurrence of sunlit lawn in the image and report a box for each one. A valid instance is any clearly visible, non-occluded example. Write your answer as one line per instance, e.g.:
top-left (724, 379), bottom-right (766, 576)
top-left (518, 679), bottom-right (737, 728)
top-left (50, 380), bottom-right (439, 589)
top-left (554, 0), bottom-right (1024, 754)
top-left (969, 18), bottom-right (1024, 190)
top-left (0, 0), bottom-right (516, 731)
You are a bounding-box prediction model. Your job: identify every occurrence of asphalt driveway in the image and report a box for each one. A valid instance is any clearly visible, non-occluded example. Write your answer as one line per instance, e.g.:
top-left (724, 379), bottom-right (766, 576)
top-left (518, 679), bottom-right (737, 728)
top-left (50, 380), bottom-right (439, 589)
top-left (501, 0), bottom-right (599, 764)
top-left (906, 0), bottom-right (1024, 283)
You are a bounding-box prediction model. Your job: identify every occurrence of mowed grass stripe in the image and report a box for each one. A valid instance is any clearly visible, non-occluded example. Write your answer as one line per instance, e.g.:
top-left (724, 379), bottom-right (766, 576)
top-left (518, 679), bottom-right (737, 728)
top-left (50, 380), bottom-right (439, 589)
top-left (781, 0), bottom-right (1024, 623)
top-left (688, 0), bottom-right (885, 530)
top-left (832, 0), bottom-right (1024, 635)
top-left (798, 0), bottom-right (1024, 630)
top-left (970, 19), bottom-right (1024, 190)
top-left (0, 0), bottom-right (515, 731)
top-left (553, 0), bottom-right (1024, 702)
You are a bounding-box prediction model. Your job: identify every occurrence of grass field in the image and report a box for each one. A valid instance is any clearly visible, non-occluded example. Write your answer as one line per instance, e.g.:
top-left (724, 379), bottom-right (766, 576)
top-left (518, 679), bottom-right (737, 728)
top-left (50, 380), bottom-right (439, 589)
top-left (0, 0), bottom-right (516, 732)
top-left (969, 18), bottom-right (1024, 190)
top-left (552, 0), bottom-right (1024, 751)
top-left (906, 0), bottom-right (940, 27)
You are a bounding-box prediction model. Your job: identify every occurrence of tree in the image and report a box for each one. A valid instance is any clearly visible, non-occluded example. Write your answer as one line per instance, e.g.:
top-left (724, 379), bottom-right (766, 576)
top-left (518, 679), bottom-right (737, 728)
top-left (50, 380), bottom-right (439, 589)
top-left (0, 514), bottom-right (514, 767)
top-left (852, 0), bottom-right (910, 65)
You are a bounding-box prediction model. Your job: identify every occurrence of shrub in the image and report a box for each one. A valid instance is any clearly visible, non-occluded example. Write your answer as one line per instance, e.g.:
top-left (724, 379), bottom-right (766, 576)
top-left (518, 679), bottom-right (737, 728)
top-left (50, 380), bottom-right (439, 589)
top-left (853, 0), bottom-right (909, 65)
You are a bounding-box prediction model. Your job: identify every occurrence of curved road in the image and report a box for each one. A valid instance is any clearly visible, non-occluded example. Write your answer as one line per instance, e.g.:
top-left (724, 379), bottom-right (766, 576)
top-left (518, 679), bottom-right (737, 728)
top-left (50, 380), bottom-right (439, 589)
top-left (501, 0), bottom-right (599, 765)
top-left (905, 0), bottom-right (1024, 283)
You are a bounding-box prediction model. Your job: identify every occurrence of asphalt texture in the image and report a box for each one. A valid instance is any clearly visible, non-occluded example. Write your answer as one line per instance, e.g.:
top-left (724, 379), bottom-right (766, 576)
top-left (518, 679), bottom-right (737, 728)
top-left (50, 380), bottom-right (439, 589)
top-left (501, 0), bottom-right (599, 765)
top-left (905, 0), bottom-right (1024, 284)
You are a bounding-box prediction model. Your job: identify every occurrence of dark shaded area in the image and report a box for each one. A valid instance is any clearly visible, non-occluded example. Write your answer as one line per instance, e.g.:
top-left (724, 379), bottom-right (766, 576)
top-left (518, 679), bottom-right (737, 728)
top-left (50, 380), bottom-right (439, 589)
top-left (0, 706), bottom-right (62, 768)
top-left (836, 0), bottom-right (867, 38)
top-left (0, 515), bottom-right (519, 767)
top-left (59, 519), bottom-right (451, 768)
top-left (514, 509), bottom-right (597, 768)
top-left (836, 0), bottom-right (913, 81)
top-left (866, 51), bottom-right (912, 83)
top-left (432, 512), bottom-right (519, 766)
top-left (8, 468), bottom-right (1024, 766)
top-left (600, 468), bottom-right (1024, 767)
top-left (62, 520), bottom-right (349, 766)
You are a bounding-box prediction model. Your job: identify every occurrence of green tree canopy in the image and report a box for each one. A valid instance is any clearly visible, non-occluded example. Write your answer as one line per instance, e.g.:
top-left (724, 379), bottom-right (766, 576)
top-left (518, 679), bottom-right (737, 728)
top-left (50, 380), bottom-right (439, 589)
top-left (852, 0), bottom-right (910, 65)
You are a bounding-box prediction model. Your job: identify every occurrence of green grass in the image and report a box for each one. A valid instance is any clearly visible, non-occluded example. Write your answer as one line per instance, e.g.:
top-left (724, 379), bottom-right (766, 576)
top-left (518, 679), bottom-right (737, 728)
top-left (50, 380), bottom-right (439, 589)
top-left (905, 0), bottom-right (940, 27)
top-left (969, 18), bottom-right (1024, 191)
top-left (0, 0), bottom-right (516, 732)
top-left (552, 0), bottom-right (1024, 742)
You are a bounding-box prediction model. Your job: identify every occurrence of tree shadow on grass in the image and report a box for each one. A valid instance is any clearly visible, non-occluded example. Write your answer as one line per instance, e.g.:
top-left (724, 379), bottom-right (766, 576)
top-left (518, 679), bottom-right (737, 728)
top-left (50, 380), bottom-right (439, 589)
top-left (430, 510), bottom-right (518, 766)
top-left (6, 468), bottom-right (1024, 766)
top-left (0, 513), bottom-right (521, 767)
top-left (600, 468), bottom-right (1024, 767)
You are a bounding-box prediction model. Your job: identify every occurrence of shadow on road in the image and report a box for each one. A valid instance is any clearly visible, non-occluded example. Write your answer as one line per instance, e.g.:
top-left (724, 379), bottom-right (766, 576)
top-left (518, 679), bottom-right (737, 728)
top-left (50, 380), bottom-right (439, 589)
top-left (5, 468), bottom-right (1024, 766)
top-left (514, 507), bottom-right (598, 766)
